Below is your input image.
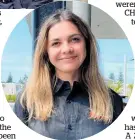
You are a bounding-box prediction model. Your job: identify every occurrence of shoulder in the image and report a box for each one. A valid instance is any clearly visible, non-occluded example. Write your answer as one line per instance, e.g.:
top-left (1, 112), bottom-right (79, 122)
top-left (109, 88), bottom-right (124, 121)
top-left (13, 91), bottom-right (28, 125)
top-left (109, 89), bottom-right (123, 106)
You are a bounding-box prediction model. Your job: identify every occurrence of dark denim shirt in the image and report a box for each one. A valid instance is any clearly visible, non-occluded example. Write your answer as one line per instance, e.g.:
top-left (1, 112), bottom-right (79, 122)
top-left (0, 0), bottom-right (52, 9)
top-left (14, 78), bottom-right (123, 140)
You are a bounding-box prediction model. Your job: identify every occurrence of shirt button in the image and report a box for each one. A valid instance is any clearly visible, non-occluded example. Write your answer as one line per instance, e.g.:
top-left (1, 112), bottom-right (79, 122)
top-left (66, 100), bottom-right (71, 104)
top-left (68, 124), bottom-right (72, 130)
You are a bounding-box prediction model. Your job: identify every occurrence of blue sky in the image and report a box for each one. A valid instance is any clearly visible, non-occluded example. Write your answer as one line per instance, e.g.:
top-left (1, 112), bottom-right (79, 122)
top-left (98, 39), bottom-right (134, 83)
top-left (1, 19), bottom-right (32, 83)
top-left (1, 19), bottom-right (134, 84)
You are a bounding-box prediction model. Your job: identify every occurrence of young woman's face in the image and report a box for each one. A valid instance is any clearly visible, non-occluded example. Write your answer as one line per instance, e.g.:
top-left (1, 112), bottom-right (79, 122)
top-left (47, 21), bottom-right (86, 74)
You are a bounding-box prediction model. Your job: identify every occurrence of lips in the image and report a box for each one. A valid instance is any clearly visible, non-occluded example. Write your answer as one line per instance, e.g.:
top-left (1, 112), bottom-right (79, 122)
top-left (59, 56), bottom-right (77, 60)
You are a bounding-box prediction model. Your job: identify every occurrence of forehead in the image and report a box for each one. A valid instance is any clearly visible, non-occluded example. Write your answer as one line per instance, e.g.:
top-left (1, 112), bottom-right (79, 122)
top-left (48, 21), bottom-right (81, 40)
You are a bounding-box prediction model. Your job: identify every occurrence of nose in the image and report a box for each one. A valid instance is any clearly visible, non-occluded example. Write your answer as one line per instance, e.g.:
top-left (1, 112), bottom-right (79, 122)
top-left (61, 42), bottom-right (73, 54)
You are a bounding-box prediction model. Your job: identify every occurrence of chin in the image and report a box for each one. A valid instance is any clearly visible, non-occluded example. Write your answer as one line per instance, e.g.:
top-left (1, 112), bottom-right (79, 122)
top-left (56, 64), bottom-right (80, 73)
top-left (60, 68), bottom-right (79, 73)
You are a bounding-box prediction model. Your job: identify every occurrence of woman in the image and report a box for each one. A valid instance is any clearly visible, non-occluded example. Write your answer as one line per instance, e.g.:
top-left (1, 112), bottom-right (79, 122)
top-left (14, 10), bottom-right (123, 140)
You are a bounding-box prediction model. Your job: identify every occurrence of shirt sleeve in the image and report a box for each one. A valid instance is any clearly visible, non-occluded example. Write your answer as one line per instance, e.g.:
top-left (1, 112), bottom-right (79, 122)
top-left (0, 2), bottom-right (14, 9)
top-left (28, 0), bottom-right (53, 9)
top-left (13, 92), bottom-right (29, 125)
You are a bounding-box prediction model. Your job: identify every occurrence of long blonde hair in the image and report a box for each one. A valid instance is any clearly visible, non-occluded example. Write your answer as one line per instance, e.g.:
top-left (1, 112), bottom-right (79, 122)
top-left (21, 10), bottom-right (113, 123)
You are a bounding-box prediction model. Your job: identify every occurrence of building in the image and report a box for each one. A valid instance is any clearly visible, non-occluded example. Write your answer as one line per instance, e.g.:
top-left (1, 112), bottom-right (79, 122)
top-left (2, 83), bottom-right (23, 95)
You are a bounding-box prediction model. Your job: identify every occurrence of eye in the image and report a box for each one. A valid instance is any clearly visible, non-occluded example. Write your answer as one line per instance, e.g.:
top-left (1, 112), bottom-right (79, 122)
top-left (51, 42), bottom-right (60, 47)
top-left (71, 37), bottom-right (81, 43)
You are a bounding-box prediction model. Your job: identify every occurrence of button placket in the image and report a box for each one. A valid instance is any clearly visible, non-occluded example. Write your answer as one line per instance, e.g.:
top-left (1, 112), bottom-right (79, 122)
top-left (68, 124), bottom-right (72, 130)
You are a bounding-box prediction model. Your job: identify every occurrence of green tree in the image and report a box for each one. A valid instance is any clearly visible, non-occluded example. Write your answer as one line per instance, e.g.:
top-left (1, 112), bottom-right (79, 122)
top-left (23, 74), bottom-right (28, 83)
top-left (18, 74), bottom-right (28, 85)
top-left (109, 72), bottom-right (115, 81)
top-left (18, 78), bottom-right (23, 84)
top-left (6, 72), bottom-right (13, 83)
top-left (108, 81), bottom-right (123, 94)
top-left (128, 84), bottom-right (133, 90)
top-left (118, 71), bottom-right (123, 83)
top-left (127, 84), bottom-right (134, 97)
top-left (6, 94), bottom-right (16, 102)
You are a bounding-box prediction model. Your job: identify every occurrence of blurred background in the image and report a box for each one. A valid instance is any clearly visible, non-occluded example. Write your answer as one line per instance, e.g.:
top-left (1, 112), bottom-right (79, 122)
top-left (1, 1), bottom-right (134, 108)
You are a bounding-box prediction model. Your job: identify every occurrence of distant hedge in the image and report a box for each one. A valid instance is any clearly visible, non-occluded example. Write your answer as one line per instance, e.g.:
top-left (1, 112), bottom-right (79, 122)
top-left (5, 94), bottom-right (16, 102)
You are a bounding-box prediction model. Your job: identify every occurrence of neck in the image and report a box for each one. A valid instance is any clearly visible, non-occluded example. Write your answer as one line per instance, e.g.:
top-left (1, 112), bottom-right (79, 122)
top-left (56, 70), bottom-right (79, 86)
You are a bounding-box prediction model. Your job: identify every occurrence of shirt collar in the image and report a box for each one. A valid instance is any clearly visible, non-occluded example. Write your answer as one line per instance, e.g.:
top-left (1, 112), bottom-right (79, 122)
top-left (53, 77), bottom-right (65, 94)
top-left (52, 76), bottom-right (87, 95)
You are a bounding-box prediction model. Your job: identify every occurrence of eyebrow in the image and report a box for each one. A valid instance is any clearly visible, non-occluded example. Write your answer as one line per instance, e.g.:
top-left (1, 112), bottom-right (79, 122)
top-left (49, 34), bottom-right (82, 42)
